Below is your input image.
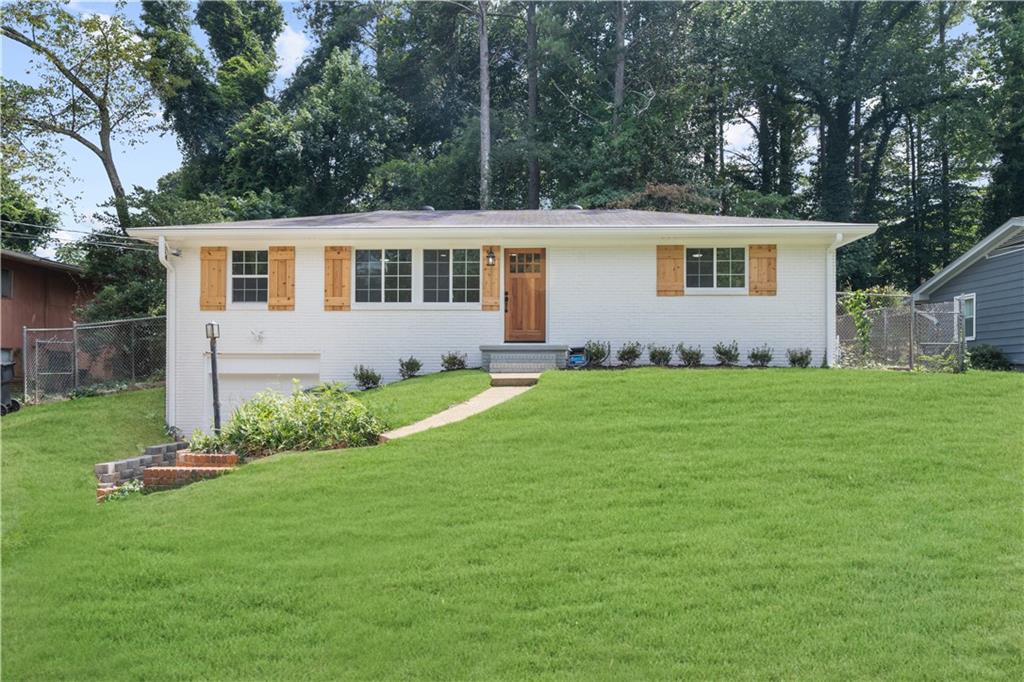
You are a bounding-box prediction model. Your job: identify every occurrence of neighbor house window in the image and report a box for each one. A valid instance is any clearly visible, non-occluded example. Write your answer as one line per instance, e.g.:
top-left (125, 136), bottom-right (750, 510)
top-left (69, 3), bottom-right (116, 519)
top-left (960, 293), bottom-right (976, 341)
top-left (356, 249), bottom-right (411, 303)
top-left (423, 248), bottom-right (480, 303)
top-left (231, 250), bottom-right (268, 303)
top-left (1, 348), bottom-right (12, 364)
top-left (685, 248), bottom-right (745, 289)
top-left (1, 268), bottom-right (12, 298)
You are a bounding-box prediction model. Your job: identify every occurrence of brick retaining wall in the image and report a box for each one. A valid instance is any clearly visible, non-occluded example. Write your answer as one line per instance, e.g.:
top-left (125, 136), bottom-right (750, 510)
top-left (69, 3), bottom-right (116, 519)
top-left (96, 442), bottom-right (188, 500)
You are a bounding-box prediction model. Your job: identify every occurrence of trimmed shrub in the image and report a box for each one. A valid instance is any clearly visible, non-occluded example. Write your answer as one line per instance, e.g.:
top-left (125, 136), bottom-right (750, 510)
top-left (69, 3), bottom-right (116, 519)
top-left (616, 341), bottom-right (643, 367)
top-left (786, 348), bottom-right (813, 368)
top-left (648, 344), bottom-right (673, 366)
top-left (968, 344), bottom-right (1013, 371)
top-left (676, 343), bottom-right (703, 367)
top-left (398, 356), bottom-right (422, 379)
top-left (713, 340), bottom-right (740, 366)
top-left (584, 340), bottom-right (611, 366)
top-left (196, 384), bottom-right (385, 458)
top-left (353, 364), bottom-right (381, 390)
top-left (441, 351), bottom-right (467, 371)
top-left (747, 344), bottom-right (774, 367)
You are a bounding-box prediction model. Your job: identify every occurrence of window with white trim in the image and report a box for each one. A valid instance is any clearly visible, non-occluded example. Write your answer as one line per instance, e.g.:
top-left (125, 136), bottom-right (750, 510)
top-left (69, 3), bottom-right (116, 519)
top-left (231, 250), bottom-right (267, 302)
top-left (959, 293), bottom-right (976, 341)
top-left (355, 249), bottom-right (411, 303)
top-left (423, 248), bottom-right (480, 303)
top-left (685, 247), bottom-right (745, 289)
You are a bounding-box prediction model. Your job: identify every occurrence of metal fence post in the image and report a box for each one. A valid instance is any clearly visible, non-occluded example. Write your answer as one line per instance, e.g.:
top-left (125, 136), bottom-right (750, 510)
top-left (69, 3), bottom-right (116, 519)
top-left (908, 299), bottom-right (916, 370)
top-left (72, 322), bottom-right (80, 390)
top-left (21, 326), bottom-right (28, 400)
top-left (130, 321), bottom-right (136, 383)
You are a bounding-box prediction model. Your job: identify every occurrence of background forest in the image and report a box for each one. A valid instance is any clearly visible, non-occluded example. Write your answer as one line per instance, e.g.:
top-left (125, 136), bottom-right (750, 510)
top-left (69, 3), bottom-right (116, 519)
top-left (2, 0), bottom-right (1022, 321)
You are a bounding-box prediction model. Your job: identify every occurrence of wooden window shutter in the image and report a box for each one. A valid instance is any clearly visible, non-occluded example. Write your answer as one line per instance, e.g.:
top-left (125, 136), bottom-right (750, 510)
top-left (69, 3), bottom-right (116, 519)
top-left (749, 244), bottom-right (777, 296)
top-left (324, 246), bottom-right (351, 311)
top-left (482, 245), bottom-right (501, 310)
top-left (200, 247), bottom-right (227, 311)
top-left (268, 246), bottom-right (296, 310)
top-left (656, 245), bottom-right (684, 296)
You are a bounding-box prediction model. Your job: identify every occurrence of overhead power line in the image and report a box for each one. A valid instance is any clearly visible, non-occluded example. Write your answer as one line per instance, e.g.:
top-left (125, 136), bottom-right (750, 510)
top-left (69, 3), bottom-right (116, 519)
top-left (0, 218), bottom-right (154, 242)
top-left (1, 229), bottom-right (158, 254)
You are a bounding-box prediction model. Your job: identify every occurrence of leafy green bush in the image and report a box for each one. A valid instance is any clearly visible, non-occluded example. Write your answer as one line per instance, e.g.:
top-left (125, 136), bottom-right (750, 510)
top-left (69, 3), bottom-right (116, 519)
top-left (441, 351), bottom-right (467, 371)
top-left (583, 340), bottom-right (611, 366)
top-left (616, 341), bottom-right (643, 367)
top-left (968, 344), bottom-right (1013, 371)
top-left (676, 343), bottom-right (703, 367)
top-left (747, 344), bottom-right (774, 367)
top-left (192, 384), bottom-right (385, 458)
top-left (786, 348), bottom-right (813, 368)
top-left (916, 350), bottom-right (964, 373)
top-left (399, 356), bottom-right (422, 379)
top-left (648, 345), bottom-right (672, 366)
top-left (353, 364), bottom-right (381, 390)
top-left (713, 340), bottom-right (740, 366)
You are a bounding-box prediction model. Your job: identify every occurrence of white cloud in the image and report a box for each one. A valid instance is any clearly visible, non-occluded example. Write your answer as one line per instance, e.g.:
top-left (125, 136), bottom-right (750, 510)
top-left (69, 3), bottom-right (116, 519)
top-left (275, 24), bottom-right (309, 82)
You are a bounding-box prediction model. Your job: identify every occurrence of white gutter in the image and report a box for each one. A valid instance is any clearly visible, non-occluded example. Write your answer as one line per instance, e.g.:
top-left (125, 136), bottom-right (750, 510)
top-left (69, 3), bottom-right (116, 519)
top-left (157, 236), bottom-right (176, 432)
top-left (826, 232), bottom-right (843, 366)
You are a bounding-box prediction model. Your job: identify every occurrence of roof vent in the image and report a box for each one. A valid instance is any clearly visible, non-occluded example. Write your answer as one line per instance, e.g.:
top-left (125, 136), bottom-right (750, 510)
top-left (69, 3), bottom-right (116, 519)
top-left (566, 204), bottom-right (583, 210)
top-left (419, 205), bottom-right (435, 211)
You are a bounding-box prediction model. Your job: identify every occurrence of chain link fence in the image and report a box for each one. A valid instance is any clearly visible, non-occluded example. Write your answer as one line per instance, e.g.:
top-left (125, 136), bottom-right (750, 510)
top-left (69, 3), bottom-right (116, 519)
top-left (23, 316), bottom-right (165, 402)
top-left (836, 294), bottom-right (965, 371)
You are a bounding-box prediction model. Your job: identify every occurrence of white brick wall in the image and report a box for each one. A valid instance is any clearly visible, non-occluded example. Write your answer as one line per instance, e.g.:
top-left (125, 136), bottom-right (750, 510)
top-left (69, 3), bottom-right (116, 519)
top-left (168, 240), bottom-right (829, 433)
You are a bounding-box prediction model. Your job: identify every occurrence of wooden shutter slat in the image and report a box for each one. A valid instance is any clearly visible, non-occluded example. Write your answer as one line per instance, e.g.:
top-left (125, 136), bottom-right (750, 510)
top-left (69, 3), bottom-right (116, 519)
top-left (200, 246), bottom-right (227, 311)
top-left (749, 244), bottom-right (777, 296)
top-left (268, 246), bottom-right (295, 310)
top-left (324, 246), bottom-right (351, 311)
top-left (482, 245), bottom-right (500, 310)
top-left (657, 245), bottom-right (684, 296)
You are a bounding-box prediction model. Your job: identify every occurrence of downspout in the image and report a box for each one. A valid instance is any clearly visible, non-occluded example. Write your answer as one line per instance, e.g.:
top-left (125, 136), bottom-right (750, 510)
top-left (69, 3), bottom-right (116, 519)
top-left (157, 236), bottom-right (176, 433)
top-left (825, 232), bottom-right (843, 366)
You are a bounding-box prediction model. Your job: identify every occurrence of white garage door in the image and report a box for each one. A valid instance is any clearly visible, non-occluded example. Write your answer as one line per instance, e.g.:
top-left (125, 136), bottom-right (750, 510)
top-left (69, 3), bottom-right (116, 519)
top-left (204, 352), bottom-right (321, 429)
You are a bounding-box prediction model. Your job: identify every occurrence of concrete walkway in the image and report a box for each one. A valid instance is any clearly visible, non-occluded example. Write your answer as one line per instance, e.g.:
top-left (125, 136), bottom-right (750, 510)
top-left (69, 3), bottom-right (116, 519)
top-left (380, 383), bottom-right (534, 441)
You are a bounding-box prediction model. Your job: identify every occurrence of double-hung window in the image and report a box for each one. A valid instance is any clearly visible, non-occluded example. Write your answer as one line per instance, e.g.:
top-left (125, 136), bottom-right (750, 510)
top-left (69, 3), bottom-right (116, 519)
top-left (231, 250), bottom-right (268, 302)
top-left (355, 249), bottom-right (412, 303)
top-left (958, 293), bottom-right (976, 341)
top-left (423, 248), bottom-right (480, 303)
top-left (685, 247), bottom-right (746, 290)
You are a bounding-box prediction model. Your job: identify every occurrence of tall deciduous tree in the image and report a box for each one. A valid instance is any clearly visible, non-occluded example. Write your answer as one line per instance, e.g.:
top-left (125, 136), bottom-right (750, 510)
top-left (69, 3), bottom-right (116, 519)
top-left (1, 1), bottom-right (158, 231)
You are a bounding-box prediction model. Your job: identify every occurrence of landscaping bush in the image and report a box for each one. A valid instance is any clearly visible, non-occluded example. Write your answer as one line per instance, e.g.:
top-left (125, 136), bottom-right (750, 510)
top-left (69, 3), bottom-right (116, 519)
top-left (648, 345), bottom-right (673, 366)
top-left (787, 348), bottom-right (813, 368)
top-left (968, 344), bottom-right (1013, 371)
top-left (583, 340), bottom-right (611, 366)
top-left (441, 351), bottom-right (467, 371)
top-left (676, 343), bottom-right (703, 367)
top-left (398, 356), bottom-right (422, 379)
top-left (192, 384), bottom-right (385, 458)
top-left (105, 479), bottom-right (144, 501)
top-left (713, 340), bottom-right (740, 366)
top-left (747, 344), bottom-right (774, 367)
top-left (353, 365), bottom-right (382, 390)
top-left (616, 341), bottom-right (643, 367)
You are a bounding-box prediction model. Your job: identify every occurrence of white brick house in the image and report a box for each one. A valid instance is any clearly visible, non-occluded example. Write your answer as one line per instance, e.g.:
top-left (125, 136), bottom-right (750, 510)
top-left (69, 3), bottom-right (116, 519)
top-left (129, 209), bottom-right (876, 434)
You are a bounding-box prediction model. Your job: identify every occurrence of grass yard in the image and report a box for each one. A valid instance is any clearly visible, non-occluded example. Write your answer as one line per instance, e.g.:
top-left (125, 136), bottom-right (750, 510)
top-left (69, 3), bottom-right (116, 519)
top-left (358, 369), bottom-right (491, 428)
top-left (2, 369), bottom-right (1022, 679)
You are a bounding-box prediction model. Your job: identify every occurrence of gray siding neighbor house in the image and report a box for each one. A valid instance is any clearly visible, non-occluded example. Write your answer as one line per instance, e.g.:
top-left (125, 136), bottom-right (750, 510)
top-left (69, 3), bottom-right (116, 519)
top-left (913, 217), bottom-right (1024, 367)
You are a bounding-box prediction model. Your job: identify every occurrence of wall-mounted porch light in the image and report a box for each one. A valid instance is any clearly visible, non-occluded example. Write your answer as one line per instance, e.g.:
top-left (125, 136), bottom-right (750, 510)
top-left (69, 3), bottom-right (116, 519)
top-left (486, 247), bottom-right (496, 267)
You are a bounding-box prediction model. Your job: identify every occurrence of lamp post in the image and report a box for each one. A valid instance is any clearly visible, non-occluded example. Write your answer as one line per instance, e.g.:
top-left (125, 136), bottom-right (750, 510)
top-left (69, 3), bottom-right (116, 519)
top-left (206, 322), bottom-right (221, 433)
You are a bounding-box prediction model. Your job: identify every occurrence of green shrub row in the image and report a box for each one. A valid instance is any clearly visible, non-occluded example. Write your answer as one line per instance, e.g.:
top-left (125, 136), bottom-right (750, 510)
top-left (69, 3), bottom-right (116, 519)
top-left (583, 340), bottom-right (817, 368)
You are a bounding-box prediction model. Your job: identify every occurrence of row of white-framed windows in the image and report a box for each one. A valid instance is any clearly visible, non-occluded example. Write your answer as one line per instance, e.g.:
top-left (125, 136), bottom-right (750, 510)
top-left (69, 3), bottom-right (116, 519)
top-left (685, 247), bottom-right (746, 289)
top-left (231, 250), bottom-right (268, 303)
top-left (355, 249), bottom-right (413, 303)
top-left (423, 248), bottom-right (481, 303)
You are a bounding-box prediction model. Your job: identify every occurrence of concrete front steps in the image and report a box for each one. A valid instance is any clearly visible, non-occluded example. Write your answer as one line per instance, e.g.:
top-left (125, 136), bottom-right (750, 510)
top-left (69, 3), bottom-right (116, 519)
top-left (141, 452), bottom-right (239, 492)
top-left (490, 373), bottom-right (540, 387)
top-left (481, 344), bottom-right (568, 373)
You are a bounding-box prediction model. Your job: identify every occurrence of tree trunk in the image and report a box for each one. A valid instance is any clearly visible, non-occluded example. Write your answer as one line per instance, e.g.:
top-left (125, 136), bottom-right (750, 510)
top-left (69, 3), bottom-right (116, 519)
top-left (777, 92), bottom-right (796, 196)
top-left (756, 87), bottom-right (775, 193)
top-left (98, 125), bottom-right (131, 232)
top-left (478, 1), bottom-right (491, 210)
top-left (612, 1), bottom-right (626, 130)
top-left (938, 4), bottom-right (951, 262)
top-left (526, 1), bottom-right (539, 209)
top-left (853, 99), bottom-right (862, 180)
top-left (857, 116), bottom-right (895, 222)
top-left (819, 100), bottom-right (854, 221)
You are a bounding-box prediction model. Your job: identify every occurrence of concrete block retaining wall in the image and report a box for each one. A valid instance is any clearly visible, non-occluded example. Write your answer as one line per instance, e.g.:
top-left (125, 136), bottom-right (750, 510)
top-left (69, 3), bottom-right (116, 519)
top-left (95, 442), bottom-right (188, 499)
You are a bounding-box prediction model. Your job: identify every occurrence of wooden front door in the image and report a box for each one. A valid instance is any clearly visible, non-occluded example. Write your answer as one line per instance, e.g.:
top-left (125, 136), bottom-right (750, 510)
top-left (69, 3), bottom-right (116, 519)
top-left (504, 248), bottom-right (546, 342)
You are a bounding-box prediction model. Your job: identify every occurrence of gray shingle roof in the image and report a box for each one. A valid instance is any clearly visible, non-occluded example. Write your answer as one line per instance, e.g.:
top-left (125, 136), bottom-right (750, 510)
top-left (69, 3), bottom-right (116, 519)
top-left (131, 209), bottom-right (871, 232)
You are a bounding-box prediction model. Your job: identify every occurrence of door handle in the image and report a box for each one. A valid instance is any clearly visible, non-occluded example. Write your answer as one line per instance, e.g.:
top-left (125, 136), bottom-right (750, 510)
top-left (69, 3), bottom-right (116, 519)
top-left (504, 291), bottom-right (509, 309)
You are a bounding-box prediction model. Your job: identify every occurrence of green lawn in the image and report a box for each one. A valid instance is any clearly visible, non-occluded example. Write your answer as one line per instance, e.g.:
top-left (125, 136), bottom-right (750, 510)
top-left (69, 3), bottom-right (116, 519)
top-left (2, 370), bottom-right (1022, 679)
top-left (358, 369), bottom-right (491, 428)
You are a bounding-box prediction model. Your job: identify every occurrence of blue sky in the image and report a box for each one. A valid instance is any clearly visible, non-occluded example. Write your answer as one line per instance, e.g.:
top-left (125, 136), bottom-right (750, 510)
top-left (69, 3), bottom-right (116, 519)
top-left (2, 0), bottom-right (311, 250)
top-left (3, 1), bottom-right (977, 255)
